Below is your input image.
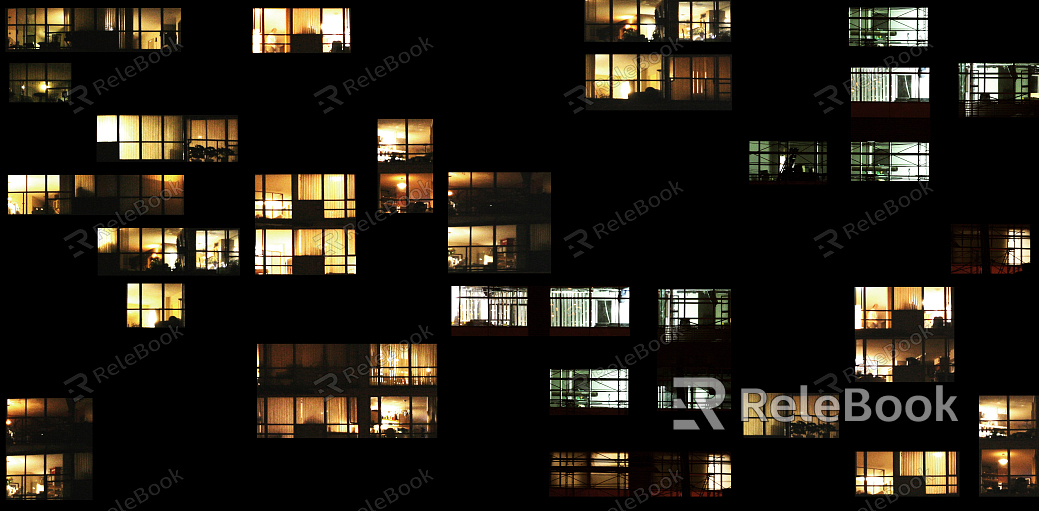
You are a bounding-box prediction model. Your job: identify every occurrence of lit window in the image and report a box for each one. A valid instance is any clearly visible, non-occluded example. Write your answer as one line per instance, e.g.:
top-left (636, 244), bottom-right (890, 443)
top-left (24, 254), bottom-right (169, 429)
top-left (252, 8), bottom-right (350, 53)
top-left (450, 285), bottom-right (528, 327)
top-left (126, 282), bottom-right (183, 328)
top-left (851, 142), bottom-right (928, 182)
top-left (551, 287), bottom-right (629, 328)
top-left (850, 68), bottom-right (929, 102)
top-left (550, 369), bottom-right (629, 409)
top-left (849, 8), bottom-right (928, 47)
top-left (749, 141), bottom-right (827, 183)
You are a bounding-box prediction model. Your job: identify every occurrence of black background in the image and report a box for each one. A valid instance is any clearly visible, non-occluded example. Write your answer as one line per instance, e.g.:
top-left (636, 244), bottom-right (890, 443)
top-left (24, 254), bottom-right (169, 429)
top-left (3, 3), bottom-right (1036, 508)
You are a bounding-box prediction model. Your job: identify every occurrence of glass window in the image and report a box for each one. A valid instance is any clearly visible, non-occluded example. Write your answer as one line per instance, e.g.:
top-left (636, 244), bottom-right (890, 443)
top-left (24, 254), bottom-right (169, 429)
top-left (379, 172), bottom-right (433, 213)
top-left (851, 142), bottom-right (929, 182)
top-left (370, 344), bottom-right (437, 386)
top-left (377, 119), bottom-right (433, 163)
top-left (958, 63), bottom-right (1039, 117)
top-left (450, 285), bottom-right (528, 327)
top-left (981, 449), bottom-right (1037, 495)
top-left (550, 369), bottom-right (628, 408)
top-left (298, 174), bottom-right (355, 218)
top-left (741, 392), bottom-right (839, 437)
top-left (8, 62), bottom-right (71, 103)
top-left (254, 174), bottom-right (293, 219)
top-left (748, 141), bottom-right (827, 183)
top-left (96, 115), bottom-right (187, 161)
top-left (255, 228), bottom-right (355, 275)
top-left (851, 67), bottom-right (929, 102)
top-left (550, 287), bottom-right (630, 328)
top-left (856, 451), bottom-right (894, 495)
top-left (187, 117), bottom-right (238, 161)
top-left (550, 451), bottom-right (629, 497)
top-left (5, 174), bottom-right (69, 214)
top-left (657, 288), bottom-right (730, 339)
top-left (370, 395), bottom-right (436, 438)
top-left (587, 54), bottom-right (731, 102)
top-left (951, 224), bottom-right (1031, 274)
top-left (126, 282), bottom-right (183, 328)
top-left (849, 8), bottom-right (928, 47)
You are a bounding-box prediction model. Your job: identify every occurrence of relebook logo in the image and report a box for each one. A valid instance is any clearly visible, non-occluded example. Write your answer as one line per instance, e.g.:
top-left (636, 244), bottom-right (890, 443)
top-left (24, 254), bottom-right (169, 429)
top-left (672, 379), bottom-right (958, 430)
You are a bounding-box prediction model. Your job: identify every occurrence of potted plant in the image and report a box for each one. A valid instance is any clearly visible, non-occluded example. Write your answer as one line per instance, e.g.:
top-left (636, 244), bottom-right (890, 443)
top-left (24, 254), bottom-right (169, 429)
top-left (188, 144), bottom-right (236, 162)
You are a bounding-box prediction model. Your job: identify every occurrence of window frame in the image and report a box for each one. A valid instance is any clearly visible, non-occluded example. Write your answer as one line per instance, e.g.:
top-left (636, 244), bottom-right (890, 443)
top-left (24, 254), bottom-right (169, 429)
top-left (451, 285), bottom-right (528, 327)
top-left (850, 142), bottom-right (929, 182)
top-left (125, 282), bottom-right (184, 328)
top-left (550, 287), bottom-right (630, 328)
top-left (849, 7), bottom-right (928, 47)
top-left (748, 141), bottom-right (827, 183)
top-left (8, 62), bottom-right (71, 102)
top-left (254, 227), bottom-right (356, 275)
top-left (251, 8), bottom-right (351, 53)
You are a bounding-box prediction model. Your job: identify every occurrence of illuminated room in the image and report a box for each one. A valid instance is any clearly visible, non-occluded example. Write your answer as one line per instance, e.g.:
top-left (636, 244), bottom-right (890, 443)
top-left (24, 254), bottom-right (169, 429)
top-left (6, 175), bottom-right (183, 215)
top-left (853, 287), bottom-right (952, 331)
top-left (851, 142), bottom-right (928, 182)
top-left (254, 228), bottom-right (354, 274)
top-left (257, 344), bottom-right (436, 387)
top-left (256, 395), bottom-right (436, 439)
top-left (657, 288), bottom-right (730, 341)
top-left (980, 449), bottom-right (1037, 496)
top-left (748, 141), bottom-right (827, 183)
top-left (7, 174), bottom-right (66, 214)
top-left (252, 8), bottom-right (350, 53)
top-left (379, 172), bottom-right (432, 213)
top-left (377, 119), bottom-right (433, 163)
top-left (96, 115), bottom-right (237, 162)
top-left (741, 392), bottom-right (839, 438)
top-left (958, 63), bottom-right (1038, 117)
top-left (450, 285), bottom-right (528, 333)
top-left (853, 287), bottom-right (953, 382)
top-left (585, 54), bottom-right (731, 103)
top-left (549, 369), bottom-right (628, 414)
top-left (6, 398), bottom-right (92, 500)
top-left (550, 451), bottom-right (730, 497)
top-left (8, 62), bottom-right (70, 102)
top-left (255, 174), bottom-right (354, 219)
top-left (6, 8), bottom-right (181, 51)
top-left (848, 7), bottom-right (928, 47)
top-left (97, 228), bottom-right (239, 274)
top-left (951, 224), bottom-right (1031, 274)
top-left (551, 287), bottom-right (630, 333)
top-left (584, 1), bottom-right (731, 42)
top-left (125, 282), bottom-right (183, 328)
top-left (856, 451), bottom-right (957, 496)
top-left (447, 225), bottom-right (521, 271)
top-left (979, 395), bottom-right (1037, 439)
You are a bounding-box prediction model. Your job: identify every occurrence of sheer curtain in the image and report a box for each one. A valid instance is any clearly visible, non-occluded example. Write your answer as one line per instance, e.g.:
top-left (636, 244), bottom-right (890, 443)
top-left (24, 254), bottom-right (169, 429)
top-left (372, 344), bottom-right (409, 385)
top-left (298, 174), bottom-right (322, 200)
top-left (894, 287), bottom-right (922, 310)
top-left (413, 344), bottom-right (437, 385)
top-left (293, 8), bottom-right (320, 34)
top-left (323, 174), bottom-right (344, 218)
top-left (295, 229), bottom-right (324, 256)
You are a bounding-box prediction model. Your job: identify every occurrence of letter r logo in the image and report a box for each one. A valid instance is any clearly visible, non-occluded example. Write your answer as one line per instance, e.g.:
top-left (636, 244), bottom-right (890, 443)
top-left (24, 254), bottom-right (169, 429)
top-left (672, 377), bottom-right (725, 430)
